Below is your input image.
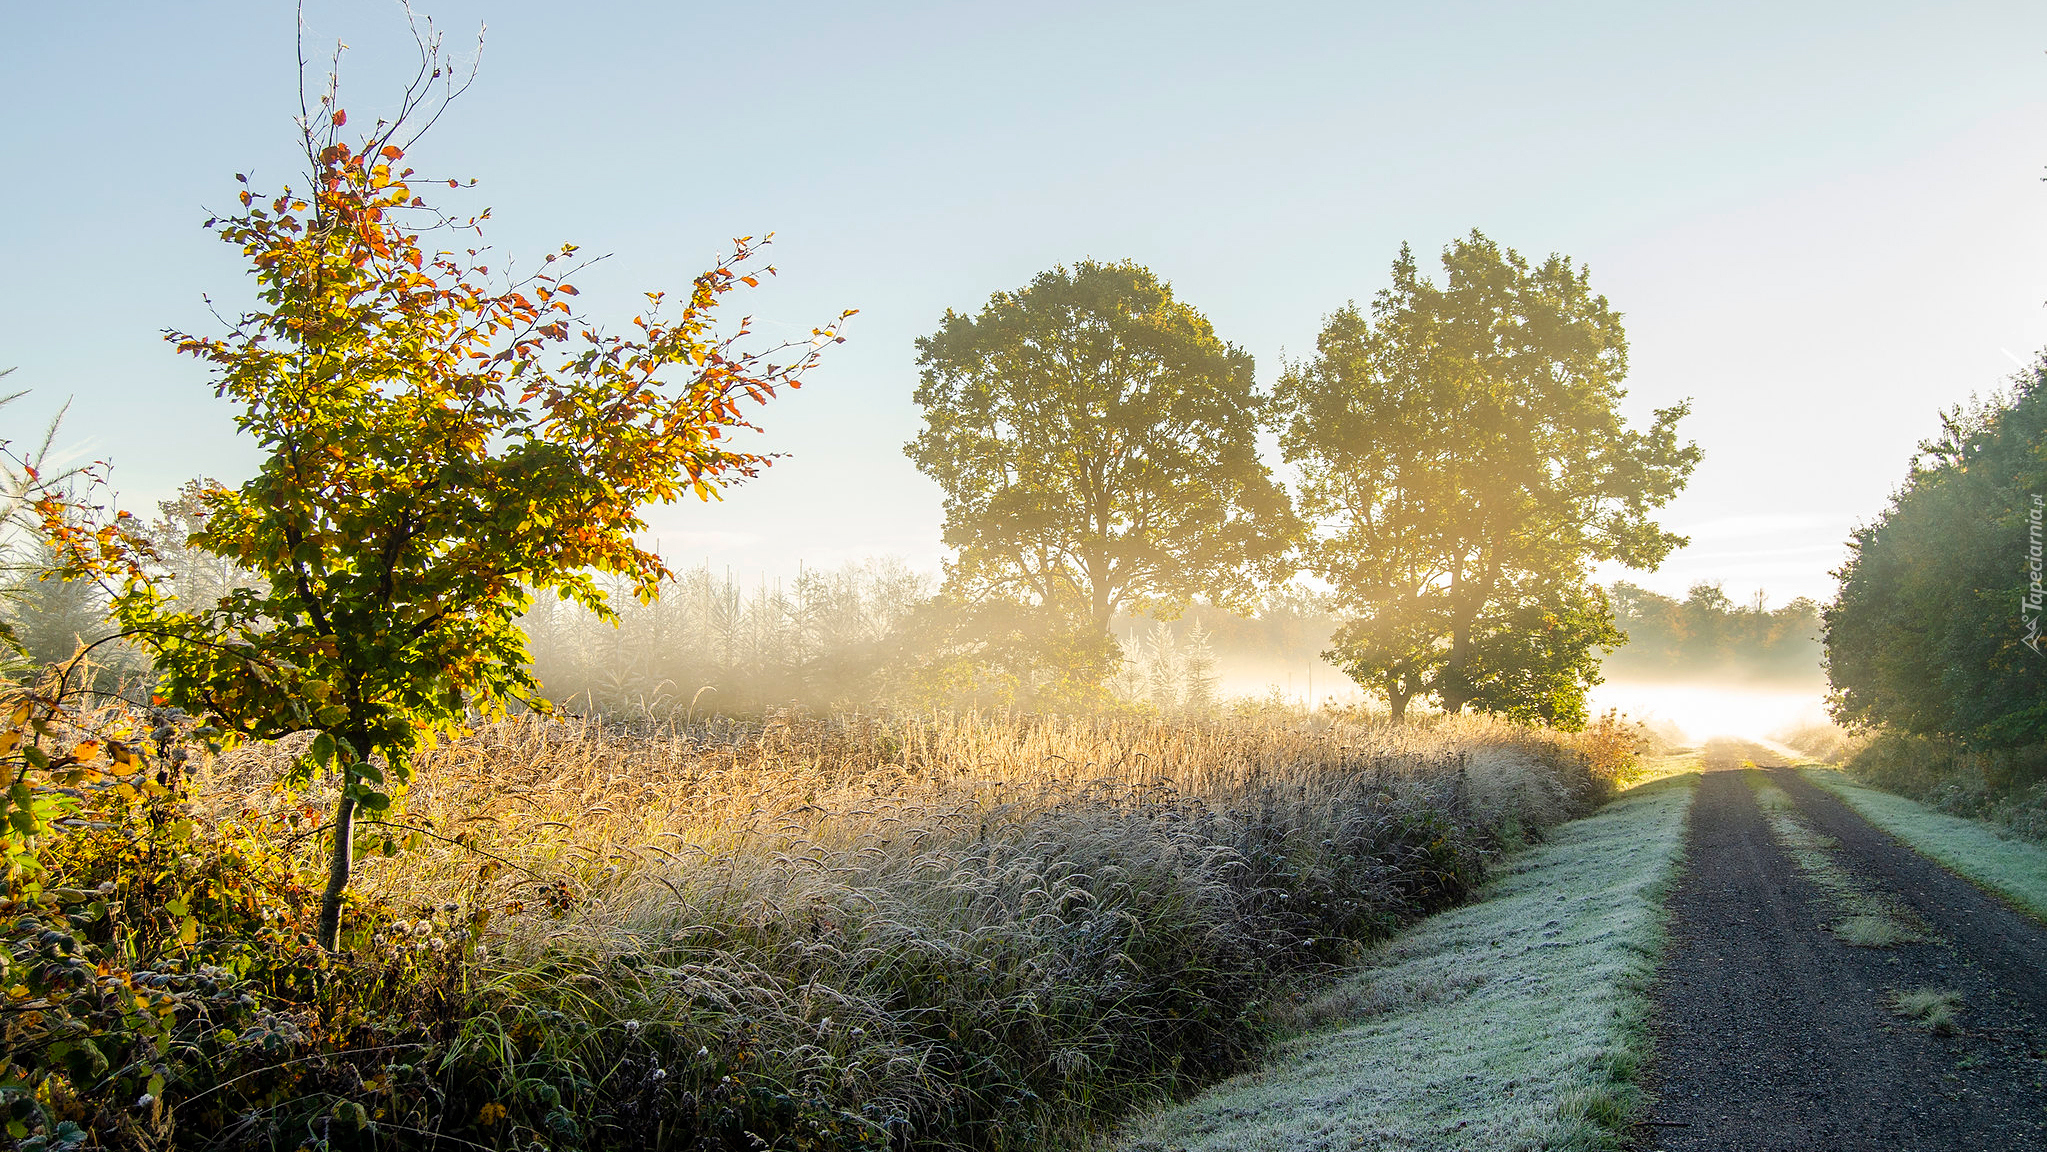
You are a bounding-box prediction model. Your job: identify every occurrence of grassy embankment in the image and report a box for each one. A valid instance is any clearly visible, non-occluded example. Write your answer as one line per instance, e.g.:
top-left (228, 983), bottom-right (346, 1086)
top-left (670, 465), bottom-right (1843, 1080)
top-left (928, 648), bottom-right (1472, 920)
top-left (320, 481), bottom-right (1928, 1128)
top-left (1112, 755), bottom-right (1699, 1152)
top-left (1778, 722), bottom-right (2047, 845)
top-left (1794, 767), bottom-right (2047, 922)
top-left (1772, 724), bottom-right (2047, 922)
top-left (26, 708), bottom-right (1635, 1150)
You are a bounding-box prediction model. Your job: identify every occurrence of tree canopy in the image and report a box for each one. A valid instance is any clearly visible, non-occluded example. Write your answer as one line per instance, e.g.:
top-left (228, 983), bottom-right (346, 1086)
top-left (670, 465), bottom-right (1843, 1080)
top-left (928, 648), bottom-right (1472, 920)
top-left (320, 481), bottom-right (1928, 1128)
top-left (908, 260), bottom-right (1297, 639)
top-left (1825, 358), bottom-right (2047, 749)
top-left (1279, 231), bottom-right (1698, 725)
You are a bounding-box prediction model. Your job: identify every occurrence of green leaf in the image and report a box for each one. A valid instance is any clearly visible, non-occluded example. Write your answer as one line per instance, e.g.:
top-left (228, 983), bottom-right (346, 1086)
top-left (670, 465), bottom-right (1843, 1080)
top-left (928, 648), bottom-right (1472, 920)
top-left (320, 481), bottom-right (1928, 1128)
top-left (310, 732), bottom-right (337, 770)
top-left (60, 1038), bottom-right (108, 1083)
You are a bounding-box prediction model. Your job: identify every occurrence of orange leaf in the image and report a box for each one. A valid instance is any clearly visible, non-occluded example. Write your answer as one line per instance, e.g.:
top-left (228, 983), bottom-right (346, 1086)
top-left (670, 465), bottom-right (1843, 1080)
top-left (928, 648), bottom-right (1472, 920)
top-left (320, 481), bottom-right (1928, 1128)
top-left (332, 109), bottom-right (347, 126)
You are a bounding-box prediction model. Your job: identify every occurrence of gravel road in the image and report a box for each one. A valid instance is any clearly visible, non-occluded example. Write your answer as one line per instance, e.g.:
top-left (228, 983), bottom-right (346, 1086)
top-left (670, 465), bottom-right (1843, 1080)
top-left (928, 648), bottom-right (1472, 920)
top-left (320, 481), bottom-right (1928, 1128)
top-left (1642, 739), bottom-right (2047, 1151)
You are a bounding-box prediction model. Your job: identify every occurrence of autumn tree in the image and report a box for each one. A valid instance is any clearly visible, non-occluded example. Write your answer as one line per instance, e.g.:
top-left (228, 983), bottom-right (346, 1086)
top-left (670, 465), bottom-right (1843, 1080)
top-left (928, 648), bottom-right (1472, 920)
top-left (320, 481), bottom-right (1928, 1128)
top-left (908, 260), bottom-right (1296, 652)
top-left (1279, 231), bottom-right (1697, 726)
top-left (62, 31), bottom-right (846, 950)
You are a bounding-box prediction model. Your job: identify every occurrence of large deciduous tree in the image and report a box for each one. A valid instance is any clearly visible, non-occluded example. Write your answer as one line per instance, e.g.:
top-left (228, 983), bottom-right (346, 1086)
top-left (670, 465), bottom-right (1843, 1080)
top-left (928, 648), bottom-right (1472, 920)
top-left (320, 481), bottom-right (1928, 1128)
top-left (55, 32), bottom-right (846, 951)
top-left (908, 260), bottom-right (1296, 644)
top-left (1825, 360), bottom-right (2047, 749)
top-left (1279, 231), bottom-right (1697, 726)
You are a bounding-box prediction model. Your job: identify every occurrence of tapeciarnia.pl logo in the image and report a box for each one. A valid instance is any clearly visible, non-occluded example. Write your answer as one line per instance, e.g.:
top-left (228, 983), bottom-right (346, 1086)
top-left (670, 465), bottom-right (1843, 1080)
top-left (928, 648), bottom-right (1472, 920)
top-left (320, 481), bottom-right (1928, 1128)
top-left (2026, 494), bottom-right (2044, 655)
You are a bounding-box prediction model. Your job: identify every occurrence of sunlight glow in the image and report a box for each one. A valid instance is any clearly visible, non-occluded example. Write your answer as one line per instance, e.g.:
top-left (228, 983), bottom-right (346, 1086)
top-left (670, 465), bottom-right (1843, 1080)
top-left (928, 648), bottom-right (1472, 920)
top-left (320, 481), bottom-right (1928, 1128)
top-left (1588, 680), bottom-right (1829, 743)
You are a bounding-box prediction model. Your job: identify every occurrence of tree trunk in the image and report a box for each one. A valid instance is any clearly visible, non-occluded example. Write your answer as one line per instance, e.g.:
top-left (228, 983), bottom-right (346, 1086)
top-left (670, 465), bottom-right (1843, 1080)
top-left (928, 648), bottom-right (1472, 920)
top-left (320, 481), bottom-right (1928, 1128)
top-left (318, 790), bottom-right (357, 952)
top-left (1388, 688), bottom-right (1410, 723)
top-left (1439, 627), bottom-right (1474, 713)
top-left (1440, 558), bottom-right (1481, 714)
top-left (1091, 582), bottom-right (1113, 637)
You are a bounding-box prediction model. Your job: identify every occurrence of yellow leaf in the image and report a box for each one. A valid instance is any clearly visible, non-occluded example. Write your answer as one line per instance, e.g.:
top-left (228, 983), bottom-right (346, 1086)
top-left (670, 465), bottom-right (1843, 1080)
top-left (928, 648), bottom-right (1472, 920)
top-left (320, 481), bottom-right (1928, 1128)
top-left (179, 917), bottom-right (199, 946)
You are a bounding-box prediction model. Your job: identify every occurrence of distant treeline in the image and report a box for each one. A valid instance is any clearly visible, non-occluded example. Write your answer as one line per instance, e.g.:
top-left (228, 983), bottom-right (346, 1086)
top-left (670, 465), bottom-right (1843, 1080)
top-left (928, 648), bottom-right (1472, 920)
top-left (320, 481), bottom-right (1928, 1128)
top-left (522, 566), bottom-right (1343, 717)
top-left (1603, 581), bottom-right (1823, 684)
top-left (0, 523), bottom-right (1345, 717)
top-left (519, 559), bottom-right (929, 716)
top-left (4, 525), bottom-right (1831, 714)
top-left (2, 489), bottom-right (1824, 716)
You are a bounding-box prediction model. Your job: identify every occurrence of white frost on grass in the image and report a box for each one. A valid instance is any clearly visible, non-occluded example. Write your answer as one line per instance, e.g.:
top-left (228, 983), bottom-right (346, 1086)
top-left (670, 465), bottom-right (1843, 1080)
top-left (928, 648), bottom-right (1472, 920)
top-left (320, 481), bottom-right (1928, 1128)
top-left (1115, 772), bottom-right (1698, 1152)
top-left (1800, 767), bottom-right (2047, 922)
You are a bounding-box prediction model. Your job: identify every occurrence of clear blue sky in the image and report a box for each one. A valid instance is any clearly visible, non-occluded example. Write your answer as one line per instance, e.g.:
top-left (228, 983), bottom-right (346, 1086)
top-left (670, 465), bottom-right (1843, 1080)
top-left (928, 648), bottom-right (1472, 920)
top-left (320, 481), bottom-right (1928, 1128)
top-left (5, 1), bottom-right (2045, 606)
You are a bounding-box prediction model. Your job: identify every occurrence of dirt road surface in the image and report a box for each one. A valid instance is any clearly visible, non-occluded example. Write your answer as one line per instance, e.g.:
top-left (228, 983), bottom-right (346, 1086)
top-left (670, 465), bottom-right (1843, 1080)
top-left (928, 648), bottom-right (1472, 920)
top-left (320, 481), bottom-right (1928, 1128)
top-left (1642, 740), bottom-right (2047, 1151)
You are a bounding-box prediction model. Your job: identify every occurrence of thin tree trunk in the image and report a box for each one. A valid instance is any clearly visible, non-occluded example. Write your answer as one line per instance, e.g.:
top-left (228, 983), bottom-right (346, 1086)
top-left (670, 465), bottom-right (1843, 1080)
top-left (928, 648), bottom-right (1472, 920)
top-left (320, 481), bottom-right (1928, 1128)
top-left (318, 790), bottom-right (357, 952)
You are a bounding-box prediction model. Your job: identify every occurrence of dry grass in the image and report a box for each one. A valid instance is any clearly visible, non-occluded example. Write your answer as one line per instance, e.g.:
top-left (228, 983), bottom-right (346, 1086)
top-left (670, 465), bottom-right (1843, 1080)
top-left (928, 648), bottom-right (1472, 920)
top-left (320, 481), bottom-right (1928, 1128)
top-left (189, 708), bottom-right (1625, 1149)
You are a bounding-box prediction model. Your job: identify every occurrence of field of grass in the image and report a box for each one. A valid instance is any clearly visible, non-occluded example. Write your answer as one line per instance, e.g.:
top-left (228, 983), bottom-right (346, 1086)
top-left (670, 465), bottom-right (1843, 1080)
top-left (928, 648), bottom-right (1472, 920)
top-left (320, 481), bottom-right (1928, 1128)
top-left (1799, 766), bottom-right (2047, 922)
top-left (22, 707), bottom-right (1637, 1150)
top-left (1111, 762), bottom-right (1698, 1152)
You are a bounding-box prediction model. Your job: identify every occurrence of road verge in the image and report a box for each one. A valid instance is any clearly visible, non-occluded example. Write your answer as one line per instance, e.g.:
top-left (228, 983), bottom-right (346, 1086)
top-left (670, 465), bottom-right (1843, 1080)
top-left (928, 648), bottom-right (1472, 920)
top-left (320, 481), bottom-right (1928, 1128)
top-left (1114, 769), bottom-right (1698, 1151)
top-left (1799, 766), bottom-right (2047, 921)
